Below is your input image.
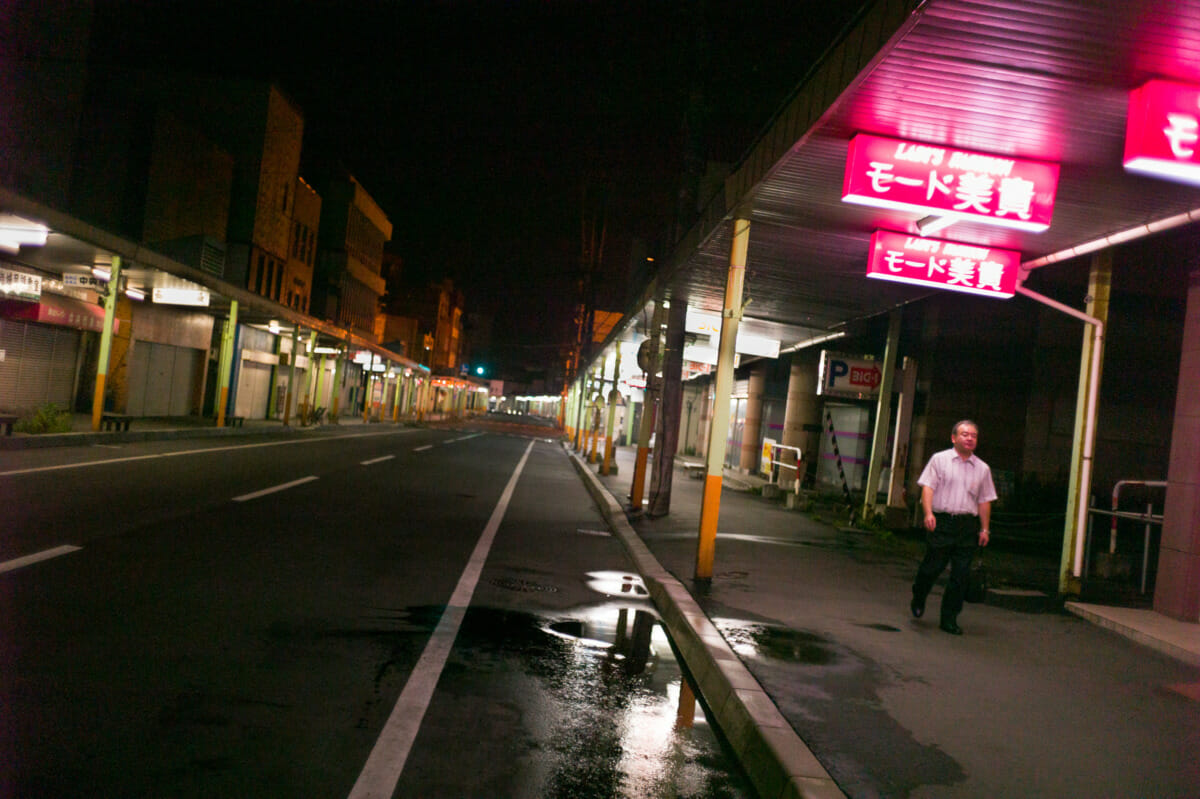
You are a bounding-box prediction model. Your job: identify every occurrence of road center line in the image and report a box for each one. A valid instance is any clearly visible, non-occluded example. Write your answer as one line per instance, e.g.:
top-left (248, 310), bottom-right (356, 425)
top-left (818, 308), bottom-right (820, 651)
top-left (413, 445), bottom-right (433, 452)
top-left (232, 475), bottom-right (318, 502)
top-left (360, 455), bottom-right (395, 465)
top-left (348, 439), bottom-right (535, 799)
top-left (0, 545), bottom-right (82, 574)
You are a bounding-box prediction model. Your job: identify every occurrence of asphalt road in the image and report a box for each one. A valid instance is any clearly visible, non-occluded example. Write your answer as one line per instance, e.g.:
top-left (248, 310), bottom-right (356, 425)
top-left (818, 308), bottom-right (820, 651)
top-left (0, 422), bottom-right (754, 798)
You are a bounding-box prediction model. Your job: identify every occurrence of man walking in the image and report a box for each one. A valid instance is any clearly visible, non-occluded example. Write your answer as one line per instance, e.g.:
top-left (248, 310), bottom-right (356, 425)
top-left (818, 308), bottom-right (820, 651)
top-left (910, 420), bottom-right (997, 635)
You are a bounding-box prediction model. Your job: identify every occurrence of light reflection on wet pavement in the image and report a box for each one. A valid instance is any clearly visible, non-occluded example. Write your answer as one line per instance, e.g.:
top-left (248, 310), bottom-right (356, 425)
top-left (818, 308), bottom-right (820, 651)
top-left (394, 601), bottom-right (757, 798)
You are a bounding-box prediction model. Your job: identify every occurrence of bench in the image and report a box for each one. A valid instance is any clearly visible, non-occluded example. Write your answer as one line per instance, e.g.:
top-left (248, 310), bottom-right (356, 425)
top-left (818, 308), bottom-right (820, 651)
top-left (0, 414), bottom-right (16, 436)
top-left (100, 413), bottom-right (132, 432)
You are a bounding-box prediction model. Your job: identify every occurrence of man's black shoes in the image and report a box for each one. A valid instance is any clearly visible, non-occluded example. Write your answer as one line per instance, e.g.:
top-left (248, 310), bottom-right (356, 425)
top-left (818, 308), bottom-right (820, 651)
top-left (939, 621), bottom-right (963, 635)
top-left (910, 597), bottom-right (925, 618)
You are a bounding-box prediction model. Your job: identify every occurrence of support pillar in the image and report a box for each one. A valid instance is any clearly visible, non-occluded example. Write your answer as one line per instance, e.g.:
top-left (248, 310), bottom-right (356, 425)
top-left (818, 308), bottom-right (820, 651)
top-left (573, 372), bottom-right (587, 451)
top-left (863, 309), bottom-right (902, 520)
top-left (283, 326), bottom-right (300, 426)
top-left (216, 299), bottom-right (238, 427)
top-left (780, 355), bottom-right (820, 491)
top-left (330, 348), bottom-right (343, 423)
top-left (630, 301), bottom-right (665, 512)
top-left (649, 298), bottom-right (686, 516)
top-left (1061, 252), bottom-right (1111, 594)
top-left (696, 218), bottom-right (749, 581)
top-left (90, 255), bottom-right (122, 431)
top-left (602, 347), bottom-right (622, 475)
top-left (738, 365), bottom-right (767, 473)
top-left (1155, 267), bottom-right (1200, 621)
top-left (887, 357), bottom-right (919, 508)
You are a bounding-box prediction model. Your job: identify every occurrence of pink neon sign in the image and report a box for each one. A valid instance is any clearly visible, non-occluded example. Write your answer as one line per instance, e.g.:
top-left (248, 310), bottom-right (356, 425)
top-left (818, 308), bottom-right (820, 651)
top-left (865, 229), bottom-right (1020, 299)
top-left (843, 133), bottom-right (1059, 232)
top-left (1124, 79), bottom-right (1200, 185)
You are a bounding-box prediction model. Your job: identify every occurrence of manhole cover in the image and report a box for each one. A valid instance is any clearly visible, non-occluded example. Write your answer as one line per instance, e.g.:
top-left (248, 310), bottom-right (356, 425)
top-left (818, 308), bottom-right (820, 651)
top-left (490, 577), bottom-right (559, 593)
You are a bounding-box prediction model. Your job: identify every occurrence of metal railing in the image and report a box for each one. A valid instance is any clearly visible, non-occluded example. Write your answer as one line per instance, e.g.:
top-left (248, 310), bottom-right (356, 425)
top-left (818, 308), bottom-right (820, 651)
top-left (1084, 506), bottom-right (1164, 594)
top-left (762, 444), bottom-right (803, 492)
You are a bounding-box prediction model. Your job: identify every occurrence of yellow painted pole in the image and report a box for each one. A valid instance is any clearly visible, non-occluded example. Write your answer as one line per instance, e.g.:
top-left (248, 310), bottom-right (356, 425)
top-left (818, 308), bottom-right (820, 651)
top-left (282, 326), bottom-right (299, 427)
top-left (392, 371), bottom-right (401, 422)
top-left (573, 373), bottom-right (588, 451)
top-left (696, 218), bottom-right (750, 581)
top-left (363, 355), bottom-right (375, 422)
top-left (216, 299), bottom-right (238, 427)
top-left (329, 347), bottom-right (343, 423)
top-left (631, 301), bottom-right (665, 512)
top-left (1060, 251), bottom-right (1111, 594)
top-left (588, 377), bottom-right (601, 463)
top-left (602, 347), bottom-right (622, 475)
top-left (90, 256), bottom-right (122, 431)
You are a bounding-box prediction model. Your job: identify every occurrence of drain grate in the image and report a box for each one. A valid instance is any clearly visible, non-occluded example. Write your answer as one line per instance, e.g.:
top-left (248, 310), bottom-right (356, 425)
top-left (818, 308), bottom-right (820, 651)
top-left (491, 577), bottom-right (559, 593)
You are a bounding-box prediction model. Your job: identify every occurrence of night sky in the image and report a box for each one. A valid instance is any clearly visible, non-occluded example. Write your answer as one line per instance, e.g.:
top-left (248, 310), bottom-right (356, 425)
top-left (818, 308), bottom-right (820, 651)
top-left (88, 0), bottom-right (872, 379)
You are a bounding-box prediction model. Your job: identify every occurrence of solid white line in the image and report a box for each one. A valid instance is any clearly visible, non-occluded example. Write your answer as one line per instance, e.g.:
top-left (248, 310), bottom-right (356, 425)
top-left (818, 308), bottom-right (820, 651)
top-left (0, 429), bottom-right (420, 477)
top-left (413, 445), bottom-right (433, 452)
top-left (0, 545), bottom-right (82, 574)
top-left (232, 475), bottom-right (318, 502)
top-left (360, 455), bottom-right (395, 465)
top-left (348, 439), bottom-right (535, 799)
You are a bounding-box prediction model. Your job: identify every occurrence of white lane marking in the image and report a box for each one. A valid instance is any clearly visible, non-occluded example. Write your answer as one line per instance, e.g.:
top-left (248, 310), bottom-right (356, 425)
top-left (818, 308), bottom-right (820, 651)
top-left (360, 455), bottom-right (395, 465)
top-left (232, 475), bottom-right (318, 502)
top-left (447, 433), bottom-right (484, 443)
top-left (576, 528), bottom-right (612, 537)
top-left (348, 439), bottom-right (535, 799)
top-left (0, 545), bottom-right (82, 574)
top-left (0, 430), bottom-right (421, 478)
top-left (413, 445), bottom-right (433, 452)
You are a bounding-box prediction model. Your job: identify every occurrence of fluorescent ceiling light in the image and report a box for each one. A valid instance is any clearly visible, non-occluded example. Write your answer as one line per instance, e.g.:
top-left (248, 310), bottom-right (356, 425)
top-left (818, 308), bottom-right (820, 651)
top-left (914, 214), bottom-right (958, 236)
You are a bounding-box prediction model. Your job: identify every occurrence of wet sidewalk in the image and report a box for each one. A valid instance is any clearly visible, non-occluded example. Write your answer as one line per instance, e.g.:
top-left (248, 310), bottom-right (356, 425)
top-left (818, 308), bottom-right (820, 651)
top-left (570, 444), bottom-right (1200, 799)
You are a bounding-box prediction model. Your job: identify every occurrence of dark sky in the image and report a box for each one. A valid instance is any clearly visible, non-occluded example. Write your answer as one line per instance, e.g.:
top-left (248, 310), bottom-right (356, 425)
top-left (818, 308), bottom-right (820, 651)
top-left (89, 0), bottom-right (870, 377)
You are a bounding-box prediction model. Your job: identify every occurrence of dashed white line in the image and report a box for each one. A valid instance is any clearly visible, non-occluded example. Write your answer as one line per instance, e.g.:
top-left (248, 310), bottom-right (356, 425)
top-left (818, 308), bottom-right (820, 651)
top-left (413, 445), bottom-right (433, 452)
top-left (232, 475), bottom-right (318, 502)
top-left (0, 545), bottom-right (82, 574)
top-left (360, 455), bottom-right (396, 465)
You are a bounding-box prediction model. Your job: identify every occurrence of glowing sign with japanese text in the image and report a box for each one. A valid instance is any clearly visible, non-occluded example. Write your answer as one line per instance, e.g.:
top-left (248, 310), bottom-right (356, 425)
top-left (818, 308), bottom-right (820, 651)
top-left (1124, 80), bottom-right (1200, 185)
top-left (843, 133), bottom-right (1059, 232)
top-left (865, 230), bottom-right (1020, 299)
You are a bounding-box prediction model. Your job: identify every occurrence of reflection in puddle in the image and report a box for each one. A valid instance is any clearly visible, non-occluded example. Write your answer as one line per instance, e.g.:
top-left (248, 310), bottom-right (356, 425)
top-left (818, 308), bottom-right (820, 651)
top-left (585, 570), bottom-right (650, 598)
top-left (714, 618), bottom-right (837, 665)
top-left (423, 604), bottom-right (755, 798)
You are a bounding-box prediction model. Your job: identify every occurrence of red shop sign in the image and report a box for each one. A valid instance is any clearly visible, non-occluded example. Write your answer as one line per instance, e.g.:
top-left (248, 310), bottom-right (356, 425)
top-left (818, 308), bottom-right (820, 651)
top-left (1124, 79), bottom-right (1200, 185)
top-left (865, 229), bottom-right (1020, 299)
top-left (843, 133), bottom-right (1059, 232)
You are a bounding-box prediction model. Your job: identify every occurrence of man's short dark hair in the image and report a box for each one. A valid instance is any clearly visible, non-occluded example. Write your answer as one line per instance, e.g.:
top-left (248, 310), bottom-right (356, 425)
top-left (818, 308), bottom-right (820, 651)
top-left (952, 419), bottom-right (978, 437)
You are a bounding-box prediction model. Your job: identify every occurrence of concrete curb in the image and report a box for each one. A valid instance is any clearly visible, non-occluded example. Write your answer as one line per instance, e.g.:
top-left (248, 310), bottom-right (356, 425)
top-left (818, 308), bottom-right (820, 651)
top-left (566, 444), bottom-right (846, 799)
top-left (1066, 601), bottom-right (1200, 666)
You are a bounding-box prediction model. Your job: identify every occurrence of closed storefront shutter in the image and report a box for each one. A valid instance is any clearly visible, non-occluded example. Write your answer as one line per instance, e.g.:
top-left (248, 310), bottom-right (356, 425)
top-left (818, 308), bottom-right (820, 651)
top-left (127, 341), bottom-right (204, 416)
top-left (235, 360), bottom-right (272, 419)
top-left (0, 319), bottom-right (81, 412)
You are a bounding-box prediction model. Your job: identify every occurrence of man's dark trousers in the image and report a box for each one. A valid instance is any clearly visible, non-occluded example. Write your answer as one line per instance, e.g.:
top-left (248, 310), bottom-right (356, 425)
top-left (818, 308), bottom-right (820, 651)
top-left (913, 512), bottom-right (979, 624)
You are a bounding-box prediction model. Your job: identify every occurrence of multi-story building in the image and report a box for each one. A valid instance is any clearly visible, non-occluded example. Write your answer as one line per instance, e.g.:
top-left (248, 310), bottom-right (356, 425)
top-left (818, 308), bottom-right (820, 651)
top-left (311, 175), bottom-right (391, 340)
top-left (381, 277), bottom-right (465, 371)
top-left (284, 177), bottom-right (320, 314)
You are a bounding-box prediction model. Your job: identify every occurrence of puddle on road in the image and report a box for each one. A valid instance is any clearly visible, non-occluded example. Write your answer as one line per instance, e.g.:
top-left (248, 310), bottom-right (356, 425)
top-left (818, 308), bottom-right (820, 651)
top-left (382, 603), bottom-right (756, 798)
top-left (715, 619), bottom-right (837, 665)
